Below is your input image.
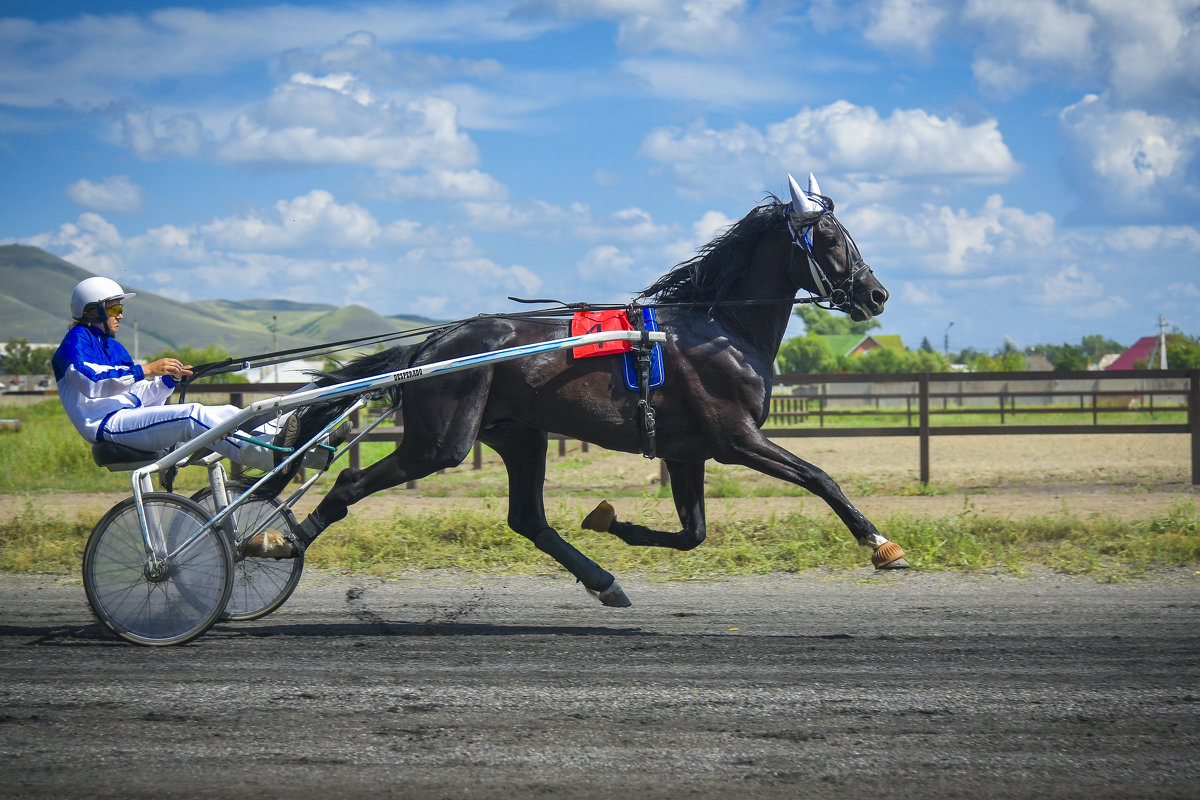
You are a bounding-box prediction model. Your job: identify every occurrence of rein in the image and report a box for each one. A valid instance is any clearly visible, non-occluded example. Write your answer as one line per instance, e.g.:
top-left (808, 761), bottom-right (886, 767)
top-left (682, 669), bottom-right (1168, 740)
top-left (181, 208), bottom-right (839, 393)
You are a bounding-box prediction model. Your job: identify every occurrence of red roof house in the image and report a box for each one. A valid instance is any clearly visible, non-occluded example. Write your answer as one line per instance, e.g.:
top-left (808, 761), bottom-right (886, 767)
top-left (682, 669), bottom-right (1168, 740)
top-left (1105, 337), bottom-right (1159, 370)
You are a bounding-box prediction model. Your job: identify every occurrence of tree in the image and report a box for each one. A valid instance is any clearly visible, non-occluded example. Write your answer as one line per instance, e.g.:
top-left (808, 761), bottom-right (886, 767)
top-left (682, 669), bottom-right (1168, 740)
top-left (842, 347), bottom-right (950, 374)
top-left (1045, 343), bottom-right (1089, 371)
top-left (955, 346), bottom-right (984, 364)
top-left (919, 336), bottom-right (934, 353)
top-left (1166, 331), bottom-right (1200, 369)
top-left (794, 305), bottom-right (880, 336)
top-left (2, 337), bottom-right (54, 375)
top-left (776, 334), bottom-right (839, 374)
top-left (967, 351), bottom-right (1025, 372)
top-left (1081, 334), bottom-right (1124, 361)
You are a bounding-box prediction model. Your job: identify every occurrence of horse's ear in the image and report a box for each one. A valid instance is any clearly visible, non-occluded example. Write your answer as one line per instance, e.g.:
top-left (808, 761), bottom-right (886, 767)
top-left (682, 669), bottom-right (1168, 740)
top-left (789, 173), bottom-right (821, 215)
top-left (808, 172), bottom-right (823, 198)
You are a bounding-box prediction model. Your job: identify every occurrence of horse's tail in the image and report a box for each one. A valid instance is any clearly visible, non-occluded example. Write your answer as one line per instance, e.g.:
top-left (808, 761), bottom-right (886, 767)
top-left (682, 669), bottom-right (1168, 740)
top-left (252, 341), bottom-right (422, 497)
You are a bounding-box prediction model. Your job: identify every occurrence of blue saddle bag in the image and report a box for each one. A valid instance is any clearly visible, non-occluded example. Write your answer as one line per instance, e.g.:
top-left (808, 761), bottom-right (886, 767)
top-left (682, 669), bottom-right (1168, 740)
top-left (622, 307), bottom-right (664, 392)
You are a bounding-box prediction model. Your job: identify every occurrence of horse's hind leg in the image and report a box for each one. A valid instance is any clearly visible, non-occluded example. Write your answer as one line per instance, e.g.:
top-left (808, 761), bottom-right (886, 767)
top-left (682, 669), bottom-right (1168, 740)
top-left (482, 422), bottom-right (631, 607)
top-left (583, 459), bottom-right (708, 551)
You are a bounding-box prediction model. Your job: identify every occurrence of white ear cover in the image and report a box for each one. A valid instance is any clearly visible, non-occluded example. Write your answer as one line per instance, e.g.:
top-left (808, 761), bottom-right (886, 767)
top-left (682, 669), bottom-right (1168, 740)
top-left (807, 172), bottom-right (822, 199)
top-left (788, 173), bottom-right (821, 215)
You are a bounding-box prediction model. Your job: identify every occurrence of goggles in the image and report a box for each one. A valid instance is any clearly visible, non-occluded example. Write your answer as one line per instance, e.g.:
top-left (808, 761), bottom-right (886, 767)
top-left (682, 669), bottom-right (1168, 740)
top-left (105, 304), bottom-right (124, 318)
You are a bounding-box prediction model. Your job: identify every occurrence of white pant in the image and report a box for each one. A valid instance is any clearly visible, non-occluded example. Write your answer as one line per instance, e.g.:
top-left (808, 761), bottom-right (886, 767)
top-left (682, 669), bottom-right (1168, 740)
top-left (98, 402), bottom-right (281, 471)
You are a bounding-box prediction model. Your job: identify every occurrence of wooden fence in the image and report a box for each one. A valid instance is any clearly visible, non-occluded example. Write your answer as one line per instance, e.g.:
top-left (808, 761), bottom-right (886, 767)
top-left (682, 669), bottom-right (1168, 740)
top-left (769, 368), bottom-right (1198, 485)
top-left (174, 367), bottom-right (1198, 487)
top-left (8, 368), bottom-right (1194, 485)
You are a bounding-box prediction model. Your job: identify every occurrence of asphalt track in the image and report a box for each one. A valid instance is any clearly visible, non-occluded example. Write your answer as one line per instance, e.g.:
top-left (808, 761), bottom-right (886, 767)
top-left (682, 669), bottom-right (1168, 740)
top-left (1, 569), bottom-right (1197, 799)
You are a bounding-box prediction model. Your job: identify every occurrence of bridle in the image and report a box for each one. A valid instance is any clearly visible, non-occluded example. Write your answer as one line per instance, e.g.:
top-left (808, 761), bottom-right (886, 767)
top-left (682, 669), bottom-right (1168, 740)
top-left (785, 204), bottom-right (876, 316)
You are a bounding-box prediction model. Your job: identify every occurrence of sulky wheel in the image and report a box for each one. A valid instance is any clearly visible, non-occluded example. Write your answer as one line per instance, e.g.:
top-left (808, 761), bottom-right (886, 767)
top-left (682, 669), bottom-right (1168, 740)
top-left (82, 492), bottom-right (232, 646)
top-left (191, 484), bottom-right (304, 621)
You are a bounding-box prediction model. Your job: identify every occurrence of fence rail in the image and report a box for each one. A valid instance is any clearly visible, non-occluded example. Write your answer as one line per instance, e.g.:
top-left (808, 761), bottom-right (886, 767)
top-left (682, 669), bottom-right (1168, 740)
top-left (11, 368), bottom-right (1195, 485)
top-left (768, 368), bottom-right (1198, 484)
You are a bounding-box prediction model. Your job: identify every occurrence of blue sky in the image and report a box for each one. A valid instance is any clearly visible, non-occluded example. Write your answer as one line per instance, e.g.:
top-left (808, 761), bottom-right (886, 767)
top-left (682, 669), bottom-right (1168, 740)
top-left (3, 0), bottom-right (1198, 355)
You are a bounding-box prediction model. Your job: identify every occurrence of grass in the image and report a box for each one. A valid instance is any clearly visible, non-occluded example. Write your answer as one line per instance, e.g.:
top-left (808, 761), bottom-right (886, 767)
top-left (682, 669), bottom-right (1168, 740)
top-left (2, 398), bottom-right (1197, 580)
top-left (3, 494), bottom-right (1196, 581)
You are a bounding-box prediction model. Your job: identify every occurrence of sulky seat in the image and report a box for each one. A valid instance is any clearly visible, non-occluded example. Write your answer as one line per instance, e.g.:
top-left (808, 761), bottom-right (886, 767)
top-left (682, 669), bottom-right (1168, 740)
top-left (91, 440), bottom-right (171, 472)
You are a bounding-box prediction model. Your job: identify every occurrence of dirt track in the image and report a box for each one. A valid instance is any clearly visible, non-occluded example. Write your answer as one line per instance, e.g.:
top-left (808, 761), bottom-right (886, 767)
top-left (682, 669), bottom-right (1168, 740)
top-left (2, 433), bottom-right (1198, 798)
top-left (2, 570), bottom-right (1198, 799)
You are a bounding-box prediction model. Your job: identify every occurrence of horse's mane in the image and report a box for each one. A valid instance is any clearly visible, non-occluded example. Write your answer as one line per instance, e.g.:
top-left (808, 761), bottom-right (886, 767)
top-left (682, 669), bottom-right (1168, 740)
top-left (639, 197), bottom-right (789, 305)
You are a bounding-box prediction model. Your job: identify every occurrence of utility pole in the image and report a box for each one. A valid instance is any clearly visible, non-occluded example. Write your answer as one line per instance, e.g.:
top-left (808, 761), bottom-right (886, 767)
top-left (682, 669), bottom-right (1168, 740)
top-left (944, 320), bottom-right (955, 360)
top-left (1158, 315), bottom-right (1169, 369)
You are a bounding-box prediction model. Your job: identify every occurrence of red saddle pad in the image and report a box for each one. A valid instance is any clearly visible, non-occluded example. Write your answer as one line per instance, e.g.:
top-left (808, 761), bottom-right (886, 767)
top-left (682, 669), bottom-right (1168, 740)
top-left (570, 310), bottom-right (633, 358)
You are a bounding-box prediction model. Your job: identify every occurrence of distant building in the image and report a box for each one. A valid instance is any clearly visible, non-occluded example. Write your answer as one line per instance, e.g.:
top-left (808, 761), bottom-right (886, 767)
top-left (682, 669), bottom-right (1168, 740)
top-left (816, 334), bottom-right (906, 358)
top-left (1106, 337), bottom-right (1159, 370)
top-left (1023, 354), bottom-right (1053, 371)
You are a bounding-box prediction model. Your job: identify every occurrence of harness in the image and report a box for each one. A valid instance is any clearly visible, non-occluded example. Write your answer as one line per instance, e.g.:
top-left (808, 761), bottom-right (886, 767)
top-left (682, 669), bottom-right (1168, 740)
top-left (785, 204), bottom-right (876, 314)
top-left (627, 308), bottom-right (659, 459)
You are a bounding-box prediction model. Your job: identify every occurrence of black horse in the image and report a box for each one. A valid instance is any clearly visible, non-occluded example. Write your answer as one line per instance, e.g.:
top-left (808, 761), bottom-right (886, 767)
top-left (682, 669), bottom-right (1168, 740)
top-left (252, 173), bottom-right (908, 605)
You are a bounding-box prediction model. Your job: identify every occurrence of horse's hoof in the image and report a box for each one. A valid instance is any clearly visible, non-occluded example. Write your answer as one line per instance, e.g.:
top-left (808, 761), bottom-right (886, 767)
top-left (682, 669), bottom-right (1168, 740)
top-left (582, 500), bottom-right (616, 532)
top-left (587, 579), bottom-right (632, 607)
top-left (871, 541), bottom-right (910, 570)
top-left (243, 529), bottom-right (299, 560)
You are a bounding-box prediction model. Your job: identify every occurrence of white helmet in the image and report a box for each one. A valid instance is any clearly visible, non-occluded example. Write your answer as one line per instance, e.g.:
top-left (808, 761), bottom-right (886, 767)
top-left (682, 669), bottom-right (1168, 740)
top-left (70, 276), bottom-right (136, 320)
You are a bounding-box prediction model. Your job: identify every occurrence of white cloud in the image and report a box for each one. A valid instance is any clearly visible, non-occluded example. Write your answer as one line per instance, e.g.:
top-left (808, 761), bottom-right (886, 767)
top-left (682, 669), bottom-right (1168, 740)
top-left (66, 176), bottom-right (144, 213)
top-left (616, 0), bottom-right (747, 55)
top-left (898, 280), bottom-right (945, 307)
top-left (846, 194), bottom-right (1057, 276)
top-left (1034, 263), bottom-right (1130, 319)
top-left (971, 56), bottom-right (1032, 97)
top-left (691, 210), bottom-right (735, 248)
top-left (0, 4), bottom-right (547, 109)
top-left (964, 0), bottom-right (1095, 68)
top-left (199, 190), bottom-right (382, 250)
top-left (454, 258), bottom-right (543, 294)
top-left (218, 76), bottom-right (478, 170)
top-left (120, 109), bottom-right (207, 160)
top-left (1165, 281), bottom-right (1200, 299)
top-left (381, 168), bottom-right (508, 201)
top-left (514, 0), bottom-right (746, 55)
top-left (581, 207), bottom-right (673, 242)
top-left (641, 101), bottom-right (1019, 199)
top-left (1059, 93), bottom-right (1200, 218)
top-left (26, 213), bottom-right (127, 278)
top-left (593, 169), bottom-right (621, 186)
top-left (620, 57), bottom-right (785, 105)
top-left (863, 0), bottom-right (948, 52)
top-left (577, 244), bottom-right (635, 279)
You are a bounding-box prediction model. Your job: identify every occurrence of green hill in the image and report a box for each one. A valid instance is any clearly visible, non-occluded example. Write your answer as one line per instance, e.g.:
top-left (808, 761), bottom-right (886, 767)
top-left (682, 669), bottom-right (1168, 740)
top-left (0, 245), bottom-right (436, 361)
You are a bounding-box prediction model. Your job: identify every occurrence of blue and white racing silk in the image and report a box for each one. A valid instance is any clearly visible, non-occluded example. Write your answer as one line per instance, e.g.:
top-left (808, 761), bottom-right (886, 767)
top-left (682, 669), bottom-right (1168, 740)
top-left (52, 325), bottom-right (178, 443)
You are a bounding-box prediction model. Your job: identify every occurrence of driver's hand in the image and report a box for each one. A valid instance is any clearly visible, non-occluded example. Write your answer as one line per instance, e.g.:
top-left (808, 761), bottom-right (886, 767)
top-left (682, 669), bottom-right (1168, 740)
top-left (144, 358), bottom-right (194, 380)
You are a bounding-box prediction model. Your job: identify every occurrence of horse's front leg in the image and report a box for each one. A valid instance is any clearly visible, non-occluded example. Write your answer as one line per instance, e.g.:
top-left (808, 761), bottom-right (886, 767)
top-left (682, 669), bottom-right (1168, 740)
top-left (721, 432), bottom-right (908, 569)
top-left (582, 459), bottom-right (708, 550)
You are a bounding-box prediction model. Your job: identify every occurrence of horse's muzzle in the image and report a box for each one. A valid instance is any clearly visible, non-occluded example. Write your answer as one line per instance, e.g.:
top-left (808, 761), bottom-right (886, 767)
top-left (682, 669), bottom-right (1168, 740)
top-left (848, 285), bottom-right (888, 321)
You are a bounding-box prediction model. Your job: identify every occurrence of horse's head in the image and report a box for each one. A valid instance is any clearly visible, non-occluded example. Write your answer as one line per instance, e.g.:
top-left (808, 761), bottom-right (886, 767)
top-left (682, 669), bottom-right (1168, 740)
top-left (786, 173), bottom-right (888, 321)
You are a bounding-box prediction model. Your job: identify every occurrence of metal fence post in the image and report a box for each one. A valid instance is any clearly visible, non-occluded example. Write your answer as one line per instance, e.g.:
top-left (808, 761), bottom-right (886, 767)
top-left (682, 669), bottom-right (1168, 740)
top-left (1190, 370), bottom-right (1199, 486)
top-left (919, 373), bottom-right (930, 485)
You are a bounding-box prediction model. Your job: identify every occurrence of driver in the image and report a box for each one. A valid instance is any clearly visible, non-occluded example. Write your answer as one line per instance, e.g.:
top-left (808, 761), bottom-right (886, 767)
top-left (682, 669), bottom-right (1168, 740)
top-left (52, 276), bottom-right (300, 472)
